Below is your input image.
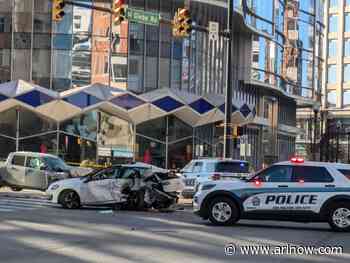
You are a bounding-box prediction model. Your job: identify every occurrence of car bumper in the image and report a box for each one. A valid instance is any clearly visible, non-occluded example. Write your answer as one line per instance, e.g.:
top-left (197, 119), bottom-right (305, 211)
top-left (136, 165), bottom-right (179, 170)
top-left (182, 189), bottom-right (195, 199)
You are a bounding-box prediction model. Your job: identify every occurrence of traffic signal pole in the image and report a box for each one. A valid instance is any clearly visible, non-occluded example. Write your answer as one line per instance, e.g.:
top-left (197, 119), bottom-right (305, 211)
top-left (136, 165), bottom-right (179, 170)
top-left (223, 0), bottom-right (234, 158)
top-left (63, 1), bottom-right (112, 13)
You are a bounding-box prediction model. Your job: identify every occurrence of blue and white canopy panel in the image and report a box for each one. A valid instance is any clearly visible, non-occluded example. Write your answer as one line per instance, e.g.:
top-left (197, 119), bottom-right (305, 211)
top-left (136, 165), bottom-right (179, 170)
top-left (0, 80), bottom-right (257, 127)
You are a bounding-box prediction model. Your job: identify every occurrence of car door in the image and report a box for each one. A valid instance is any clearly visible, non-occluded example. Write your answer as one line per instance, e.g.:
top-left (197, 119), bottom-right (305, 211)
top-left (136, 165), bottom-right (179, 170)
top-left (84, 169), bottom-right (116, 204)
top-left (25, 156), bottom-right (47, 190)
top-left (5, 154), bottom-right (26, 186)
top-left (290, 165), bottom-right (335, 214)
top-left (243, 165), bottom-right (294, 214)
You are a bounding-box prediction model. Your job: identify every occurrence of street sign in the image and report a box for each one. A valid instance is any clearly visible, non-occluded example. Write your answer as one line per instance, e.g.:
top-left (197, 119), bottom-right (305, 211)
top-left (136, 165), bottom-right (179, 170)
top-left (126, 8), bottom-right (160, 26)
top-left (209, 21), bottom-right (219, 41)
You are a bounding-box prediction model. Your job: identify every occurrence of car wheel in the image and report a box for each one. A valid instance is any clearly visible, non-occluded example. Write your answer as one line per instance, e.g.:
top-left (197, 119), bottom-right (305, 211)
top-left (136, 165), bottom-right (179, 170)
top-left (11, 187), bottom-right (22, 192)
top-left (328, 202), bottom-right (350, 232)
top-left (126, 190), bottom-right (145, 211)
top-left (208, 197), bottom-right (240, 226)
top-left (60, 190), bottom-right (81, 209)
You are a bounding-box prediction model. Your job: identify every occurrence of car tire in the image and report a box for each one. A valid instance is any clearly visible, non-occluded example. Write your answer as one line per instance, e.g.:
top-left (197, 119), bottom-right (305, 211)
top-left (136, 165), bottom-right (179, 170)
top-left (60, 190), bottom-right (81, 209)
top-left (328, 202), bottom-right (350, 232)
top-left (208, 197), bottom-right (240, 226)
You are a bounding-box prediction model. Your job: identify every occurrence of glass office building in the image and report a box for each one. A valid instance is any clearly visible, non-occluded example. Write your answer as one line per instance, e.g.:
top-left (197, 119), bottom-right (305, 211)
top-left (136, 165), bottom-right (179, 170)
top-left (0, 0), bottom-right (323, 169)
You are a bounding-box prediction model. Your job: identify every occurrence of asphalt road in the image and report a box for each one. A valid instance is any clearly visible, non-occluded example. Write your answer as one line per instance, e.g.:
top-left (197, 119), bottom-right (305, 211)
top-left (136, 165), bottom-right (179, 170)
top-left (0, 192), bottom-right (350, 263)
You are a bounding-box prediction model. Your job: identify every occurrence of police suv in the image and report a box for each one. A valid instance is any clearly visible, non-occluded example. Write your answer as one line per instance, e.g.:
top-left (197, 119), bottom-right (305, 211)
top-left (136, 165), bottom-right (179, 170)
top-left (193, 158), bottom-right (350, 231)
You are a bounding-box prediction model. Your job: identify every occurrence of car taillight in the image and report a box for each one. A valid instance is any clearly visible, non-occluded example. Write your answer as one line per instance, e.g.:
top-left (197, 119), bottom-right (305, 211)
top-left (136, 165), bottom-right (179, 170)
top-left (211, 173), bottom-right (221, 181)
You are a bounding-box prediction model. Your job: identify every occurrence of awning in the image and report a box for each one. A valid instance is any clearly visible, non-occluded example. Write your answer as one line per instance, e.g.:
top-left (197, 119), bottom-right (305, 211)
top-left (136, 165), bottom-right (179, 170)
top-left (0, 80), bottom-right (257, 127)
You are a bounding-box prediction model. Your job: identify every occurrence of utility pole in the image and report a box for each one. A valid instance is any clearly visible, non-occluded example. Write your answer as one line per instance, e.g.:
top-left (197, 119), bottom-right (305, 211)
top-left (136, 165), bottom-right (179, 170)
top-left (223, 0), bottom-right (234, 158)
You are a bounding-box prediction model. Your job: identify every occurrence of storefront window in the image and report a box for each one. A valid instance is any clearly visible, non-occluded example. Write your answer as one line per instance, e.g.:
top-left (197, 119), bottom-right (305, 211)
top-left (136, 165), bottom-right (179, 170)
top-left (98, 112), bottom-right (134, 160)
top-left (136, 117), bottom-right (166, 142)
top-left (0, 108), bottom-right (17, 138)
top-left (135, 135), bottom-right (165, 168)
top-left (60, 111), bottom-right (98, 141)
top-left (168, 138), bottom-right (193, 169)
top-left (59, 133), bottom-right (96, 163)
top-left (19, 108), bottom-right (57, 138)
top-left (19, 133), bottom-right (58, 155)
top-left (0, 136), bottom-right (15, 160)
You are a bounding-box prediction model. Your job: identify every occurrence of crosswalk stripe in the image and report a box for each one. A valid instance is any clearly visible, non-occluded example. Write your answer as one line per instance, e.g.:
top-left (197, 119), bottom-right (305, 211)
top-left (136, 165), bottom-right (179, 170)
top-left (0, 199), bottom-right (55, 207)
top-left (0, 208), bottom-right (14, 212)
top-left (0, 205), bottom-right (35, 210)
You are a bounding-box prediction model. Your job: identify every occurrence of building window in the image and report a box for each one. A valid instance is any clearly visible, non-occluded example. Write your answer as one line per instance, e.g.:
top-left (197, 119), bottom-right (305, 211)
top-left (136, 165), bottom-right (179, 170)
top-left (329, 15), bottom-right (338, 33)
top-left (327, 90), bottom-right (337, 107)
top-left (344, 64), bottom-right (350, 82)
top-left (0, 17), bottom-right (4, 32)
top-left (346, 14), bottom-right (350, 32)
top-left (344, 90), bottom-right (350, 107)
top-left (330, 0), bottom-right (338, 8)
top-left (328, 39), bottom-right (337, 57)
top-left (347, 0), bottom-right (350, 6)
top-left (327, 65), bottom-right (337, 84)
top-left (345, 39), bottom-right (350, 57)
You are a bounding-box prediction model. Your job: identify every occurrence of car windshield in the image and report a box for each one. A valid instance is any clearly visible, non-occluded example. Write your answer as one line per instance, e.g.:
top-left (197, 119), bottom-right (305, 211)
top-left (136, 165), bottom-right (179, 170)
top-left (44, 157), bottom-right (70, 171)
top-left (207, 161), bottom-right (250, 173)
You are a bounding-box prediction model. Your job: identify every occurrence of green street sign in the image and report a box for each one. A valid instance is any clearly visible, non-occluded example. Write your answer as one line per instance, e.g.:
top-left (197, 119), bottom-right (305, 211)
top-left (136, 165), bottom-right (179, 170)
top-left (126, 8), bottom-right (160, 26)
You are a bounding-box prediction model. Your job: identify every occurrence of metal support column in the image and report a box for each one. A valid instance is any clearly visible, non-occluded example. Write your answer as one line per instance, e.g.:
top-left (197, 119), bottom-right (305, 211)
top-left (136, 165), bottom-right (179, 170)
top-left (165, 116), bottom-right (169, 169)
top-left (223, 0), bottom-right (234, 158)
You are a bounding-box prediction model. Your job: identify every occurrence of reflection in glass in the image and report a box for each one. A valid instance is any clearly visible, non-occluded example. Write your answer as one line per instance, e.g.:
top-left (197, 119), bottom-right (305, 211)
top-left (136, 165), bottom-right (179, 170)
top-left (136, 135), bottom-right (166, 168)
top-left (60, 111), bottom-right (97, 141)
top-left (327, 65), bottom-right (337, 84)
top-left (329, 15), bottom-right (338, 33)
top-left (19, 108), bottom-right (57, 137)
top-left (0, 108), bottom-right (17, 138)
top-left (32, 49), bottom-right (51, 88)
top-left (168, 138), bottom-right (193, 169)
top-left (0, 49), bottom-right (11, 83)
top-left (0, 136), bottom-right (16, 159)
top-left (327, 90), bottom-right (337, 107)
top-left (72, 34), bottom-right (91, 87)
top-left (328, 39), bottom-right (337, 57)
top-left (52, 49), bottom-right (72, 91)
top-left (59, 133), bottom-right (96, 163)
top-left (12, 49), bottom-right (31, 81)
top-left (344, 90), bottom-right (350, 107)
top-left (98, 112), bottom-right (134, 158)
top-left (345, 39), bottom-right (350, 57)
top-left (344, 64), bottom-right (350, 82)
top-left (19, 133), bottom-right (58, 155)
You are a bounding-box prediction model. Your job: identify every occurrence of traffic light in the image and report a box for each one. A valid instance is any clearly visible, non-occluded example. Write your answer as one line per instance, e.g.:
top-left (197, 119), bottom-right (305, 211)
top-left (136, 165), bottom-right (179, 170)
top-left (52, 0), bottom-right (65, 22)
top-left (173, 8), bottom-right (192, 37)
top-left (113, 0), bottom-right (126, 26)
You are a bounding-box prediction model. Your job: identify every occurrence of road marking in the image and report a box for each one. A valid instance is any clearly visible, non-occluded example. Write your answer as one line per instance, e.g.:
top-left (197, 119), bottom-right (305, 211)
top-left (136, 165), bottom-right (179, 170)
top-left (0, 197), bottom-right (57, 213)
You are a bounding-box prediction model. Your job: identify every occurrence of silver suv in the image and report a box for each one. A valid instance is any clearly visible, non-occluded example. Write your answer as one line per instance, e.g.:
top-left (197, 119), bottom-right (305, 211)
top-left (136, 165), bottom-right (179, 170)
top-left (180, 158), bottom-right (251, 198)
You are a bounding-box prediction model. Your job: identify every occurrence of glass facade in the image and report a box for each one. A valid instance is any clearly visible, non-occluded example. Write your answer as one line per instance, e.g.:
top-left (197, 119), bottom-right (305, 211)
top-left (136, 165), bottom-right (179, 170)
top-left (0, 0), bottom-right (323, 168)
top-left (329, 15), bottom-right (338, 33)
top-left (329, 39), bottom-right (337, 57)
top-left (328, 64), bottom-right (337, 83)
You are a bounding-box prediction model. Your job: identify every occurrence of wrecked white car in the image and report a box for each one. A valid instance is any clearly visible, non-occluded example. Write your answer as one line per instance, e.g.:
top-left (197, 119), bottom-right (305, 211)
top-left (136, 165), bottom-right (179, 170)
top-left (46, 162), bottom-right (185, 210)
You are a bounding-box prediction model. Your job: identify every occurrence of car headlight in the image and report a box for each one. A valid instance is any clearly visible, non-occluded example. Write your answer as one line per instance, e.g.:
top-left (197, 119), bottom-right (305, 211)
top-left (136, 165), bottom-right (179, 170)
top-left (50, 184), bottom-right (60, 191)
top-left (200, 184), bottom-right (216, 191)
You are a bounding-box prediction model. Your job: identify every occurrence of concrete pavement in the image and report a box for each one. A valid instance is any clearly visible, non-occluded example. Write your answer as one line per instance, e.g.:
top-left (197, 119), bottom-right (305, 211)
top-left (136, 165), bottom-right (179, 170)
top-left (0, 197), bottom-right (350, 263)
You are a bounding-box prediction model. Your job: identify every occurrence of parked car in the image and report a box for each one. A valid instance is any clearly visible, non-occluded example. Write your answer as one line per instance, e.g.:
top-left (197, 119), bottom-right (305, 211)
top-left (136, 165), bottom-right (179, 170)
top-left (47, 162), bottom-right (185, 210)
top-left (180, 158), bottom-right (251, 198)
top-left (0, 152), bottom-right (72, 191)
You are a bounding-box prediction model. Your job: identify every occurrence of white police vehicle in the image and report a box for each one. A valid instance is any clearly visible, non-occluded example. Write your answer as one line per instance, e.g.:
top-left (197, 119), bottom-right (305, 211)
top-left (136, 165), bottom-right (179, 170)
top-left (193, 158), bottom-right (350, 231)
